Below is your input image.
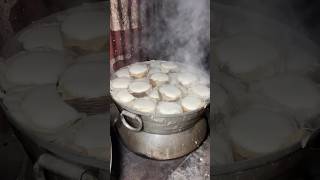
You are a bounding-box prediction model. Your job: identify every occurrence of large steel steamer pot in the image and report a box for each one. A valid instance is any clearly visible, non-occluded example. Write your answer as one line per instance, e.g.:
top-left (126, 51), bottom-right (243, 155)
top-left (212, 3), bottom-right (320, 180)
top-left (111, 63), bottom-right (209, 160)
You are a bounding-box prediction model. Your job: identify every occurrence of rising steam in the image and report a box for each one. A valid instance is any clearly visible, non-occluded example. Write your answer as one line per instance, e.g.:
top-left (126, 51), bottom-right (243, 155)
top-left (141, 0), bottom-right (210, 75)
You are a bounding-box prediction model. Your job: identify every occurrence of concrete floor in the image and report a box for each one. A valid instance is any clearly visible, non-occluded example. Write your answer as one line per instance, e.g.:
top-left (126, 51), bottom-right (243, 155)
top-left (111, 132), bottom-right (209, 180)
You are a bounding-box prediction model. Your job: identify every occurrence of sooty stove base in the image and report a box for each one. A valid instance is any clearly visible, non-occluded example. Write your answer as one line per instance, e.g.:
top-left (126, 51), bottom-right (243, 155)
top-left (111, 131), bottom-right (210, 180)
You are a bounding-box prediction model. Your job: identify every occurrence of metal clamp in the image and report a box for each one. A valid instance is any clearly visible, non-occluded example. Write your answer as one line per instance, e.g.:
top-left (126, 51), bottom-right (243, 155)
top-left (120, 110), bottom-right (143, 132)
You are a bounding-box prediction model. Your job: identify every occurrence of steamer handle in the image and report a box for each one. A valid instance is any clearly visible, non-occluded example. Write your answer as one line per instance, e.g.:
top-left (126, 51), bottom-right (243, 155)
top-left (120, 110), bottom-right (143, 132)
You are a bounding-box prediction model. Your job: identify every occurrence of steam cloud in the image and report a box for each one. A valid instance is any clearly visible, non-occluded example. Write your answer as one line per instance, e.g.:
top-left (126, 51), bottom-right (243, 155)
top-left (141, 0), bottom-right (210, 75)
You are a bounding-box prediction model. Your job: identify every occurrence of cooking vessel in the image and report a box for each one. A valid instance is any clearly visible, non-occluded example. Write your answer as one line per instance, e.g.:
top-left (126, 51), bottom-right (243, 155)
top-left (112, 102), bottom-right (207, 134)
top-left (116, 116), bottom-right (208, 160)
top-left (110, 62), bottom-right (209, 159)
top-left (110, 61), bottom-right (210, 135)
top-left (112, 101), bottom-right (209, 160)
top-left (212, 3), bottom-right (320, 180)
